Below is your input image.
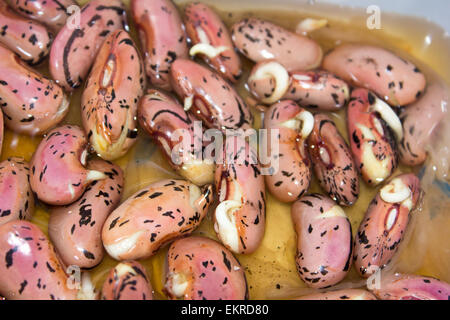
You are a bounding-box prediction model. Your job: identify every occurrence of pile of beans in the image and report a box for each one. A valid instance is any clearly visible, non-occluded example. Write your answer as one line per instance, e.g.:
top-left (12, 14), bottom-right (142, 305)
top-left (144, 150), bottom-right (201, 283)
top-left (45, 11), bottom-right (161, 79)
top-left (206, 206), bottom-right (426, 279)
top-left (0, 0), bottom-right (448, 300)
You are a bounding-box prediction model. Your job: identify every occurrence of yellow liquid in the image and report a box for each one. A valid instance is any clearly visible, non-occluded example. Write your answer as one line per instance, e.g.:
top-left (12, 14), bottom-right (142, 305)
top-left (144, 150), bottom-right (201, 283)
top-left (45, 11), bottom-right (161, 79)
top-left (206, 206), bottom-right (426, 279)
top-left (1, 0), bottom-right (449, 300)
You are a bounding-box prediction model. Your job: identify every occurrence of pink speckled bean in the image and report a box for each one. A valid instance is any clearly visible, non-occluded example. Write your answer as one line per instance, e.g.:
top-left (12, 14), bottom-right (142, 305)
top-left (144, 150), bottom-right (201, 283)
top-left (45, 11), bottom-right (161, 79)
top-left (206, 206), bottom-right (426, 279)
top-left (399, 82), bottom-right (449, 166)
top-left (30, 125), bottom-right (107, 205)
top-left (81, 29), bottom-right (145, 161)
top-left (232, 18), bottom-right (322, 71)
top-left (164, 236), bottom-right (248, 300)
top-left (0, 220), bottom-right (78, 300)
top-left (291, 194), bottom-right (353, 288)
top-left (184, 2), bottom-right (241, 83)
top-left (138, 89), bottom-right (214, 186)
top-left (284, 70), bottom-right (349, 110)
top-left (170, 58), bottom-right (253, 131)
top-left (49, 160), bottom-right (123, 269)
top-left (0, 1), bottom-right (52, 65)
top-left (214, 136), bottom-right (266, 254)
top-left (0, 44), bottom-right (69, 136)
top-left (102, 260), bottom-right (153, 300)
top-left (248, 62), bottom-right (349, 110)
top-left (263, 100), bottom-right (312, 203)
top-left (371, 273), bottom-right (450, 300)
top-left (6, 0), bottom-right (76, 32)
top-left (131, 0), bottom-right (188, 91)
top-left (0, 157), bottom-right (34, 226)
top-left (307, 113), bottom-right (360, 206)
top-left (0, 110), bottom-right (3, 156)
top-left (354, 174), bottom-right (421, 278)
top-left (102, 179), bottom-right (213, 261)
top-left (49, 0), bottom-right (128, 91)
top-left (323, 44), bottom-right (426, 106)
top-left (347, 88), bottom-right (399, 186)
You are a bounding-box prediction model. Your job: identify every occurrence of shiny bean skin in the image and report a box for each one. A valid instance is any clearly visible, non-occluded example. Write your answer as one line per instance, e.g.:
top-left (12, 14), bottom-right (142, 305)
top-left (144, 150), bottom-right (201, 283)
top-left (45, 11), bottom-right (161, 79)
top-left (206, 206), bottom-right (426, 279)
top-left (263, 100), bottom-right (313, 203)
top-left (291, 194), bottom-right (353, 288)
top-left (131, 0), bottom-right (188, 91)
top-left (6, 0), bottom-right (76, 32)
top-left (30, 125), bottom-right (107, 206)
top-left (0, 157), bottom-right (34, 226)
top-left (138, 89), bottom-right (214, 186)
top-left (184, 2), bottom-right (242, 83)
top-left (323, 44), bottom-right (426, 106)
top-left (170, 58), bottom-right (253, 131)
top-left (0, 44), bottom-right (69, 136)
top-left (371, 273), bottom-right (450, 300)
top-left (101, 261), bottom-right (153, 300)
top-left (0, 220), bottom-right (78, 300)
top-left (231, 18), bottom-right (323, 71)
top-left (81, 29), bottom-right (145, 161)
top-left (164, 236), bottom-right (248, 300)
top-left (295, 289), bottom-right (377, 300)
top-left (307, 113), bottom-right (360, 206)
top-left (102, 179), bottom-right (213, 261)
top-left (0, 110), bottom-right (3, 157)
top-left (399, 82), bottom-right (449, 166)
top-left (354, 174), bottom-right (421, 278)
top-left (49, 0), bottom-right (128, 91)
top-left (0, 1), bottom-right (52, 65)
top-left (248, 62), bottom-right (349, 110)
top-left (347, 88), bottom-right (398, 186)
top-left (214, 136), bottom-right (266, 254)
top-left (285, 70), bottom-right (349, 110)
top-left (48, 160), bottom-right (123, 269)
